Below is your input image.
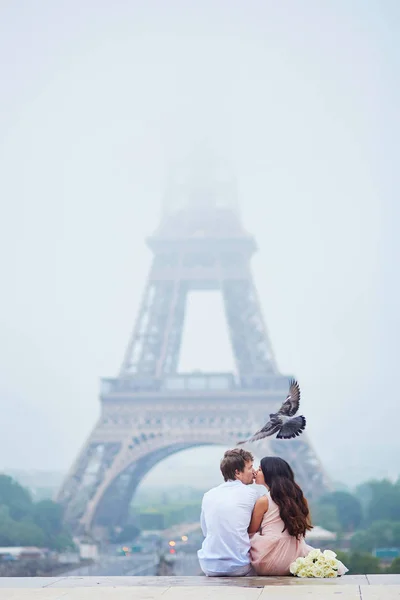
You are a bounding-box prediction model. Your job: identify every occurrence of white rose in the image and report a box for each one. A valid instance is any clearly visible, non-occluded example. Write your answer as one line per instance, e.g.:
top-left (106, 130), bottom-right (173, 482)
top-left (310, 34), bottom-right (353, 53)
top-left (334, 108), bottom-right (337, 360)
top-left (326, 558), bottom-right (338, 569)
top-left (325, 568), bottom-right (338, 578)
top-left (296, 557), bottom-right (307, 568)
top-left (312, 565), bottom-right (324, 578)
top-left (308, 549), bottom-right (322, 561)
top-left (290, 561), bottom-right (298, 575)
top-left (336, 560), bottom-right (349, 576)
top-left (323, 550), bottom-right (337, 560)
top-left (297, 568), bottom-right (308, 578)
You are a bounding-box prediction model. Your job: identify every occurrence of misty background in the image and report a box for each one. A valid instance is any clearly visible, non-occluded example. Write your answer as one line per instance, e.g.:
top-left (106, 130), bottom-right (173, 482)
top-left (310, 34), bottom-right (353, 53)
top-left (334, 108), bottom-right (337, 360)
top-left (0, 1), bottom-right (399, 492)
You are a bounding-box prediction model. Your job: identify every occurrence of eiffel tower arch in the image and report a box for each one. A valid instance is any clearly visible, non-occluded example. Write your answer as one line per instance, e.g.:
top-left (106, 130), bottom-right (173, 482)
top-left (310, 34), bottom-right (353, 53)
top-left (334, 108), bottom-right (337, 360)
top-left (57, 166), bottom-right (329, 536)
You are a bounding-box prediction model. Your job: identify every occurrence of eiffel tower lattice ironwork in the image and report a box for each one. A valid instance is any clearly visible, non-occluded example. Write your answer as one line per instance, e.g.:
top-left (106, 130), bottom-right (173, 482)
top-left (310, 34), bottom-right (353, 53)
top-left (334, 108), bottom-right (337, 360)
top-left (57, 172), bottom-right (329, 536)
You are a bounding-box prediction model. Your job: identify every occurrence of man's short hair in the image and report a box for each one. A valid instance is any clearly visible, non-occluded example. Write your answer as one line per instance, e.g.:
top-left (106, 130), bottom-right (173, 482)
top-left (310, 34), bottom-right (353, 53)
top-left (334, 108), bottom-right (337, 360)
top-left (220, 448), bottom-right (254, 482)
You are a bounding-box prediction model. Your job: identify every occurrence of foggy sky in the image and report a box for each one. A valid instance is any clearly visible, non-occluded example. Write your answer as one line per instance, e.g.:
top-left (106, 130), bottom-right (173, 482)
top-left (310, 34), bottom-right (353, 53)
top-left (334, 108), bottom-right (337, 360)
top-left (0, 0), bottom-right (399, 488)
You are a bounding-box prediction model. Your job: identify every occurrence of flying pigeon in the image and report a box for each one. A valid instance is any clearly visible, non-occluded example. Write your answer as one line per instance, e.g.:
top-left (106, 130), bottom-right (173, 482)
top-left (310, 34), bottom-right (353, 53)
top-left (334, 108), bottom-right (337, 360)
top-left (238, 379), bottom-right (306, 444)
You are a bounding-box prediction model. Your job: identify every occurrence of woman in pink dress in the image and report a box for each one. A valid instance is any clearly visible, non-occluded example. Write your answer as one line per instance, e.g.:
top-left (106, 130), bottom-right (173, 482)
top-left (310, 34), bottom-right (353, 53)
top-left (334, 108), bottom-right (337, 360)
top-left (249, 456), bottom-right (313, 576)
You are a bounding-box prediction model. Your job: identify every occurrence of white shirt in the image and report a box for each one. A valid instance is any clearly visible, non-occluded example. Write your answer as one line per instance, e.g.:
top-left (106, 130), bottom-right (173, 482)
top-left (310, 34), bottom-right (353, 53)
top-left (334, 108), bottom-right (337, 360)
top-left (197, 480), bottom-right (258, 575)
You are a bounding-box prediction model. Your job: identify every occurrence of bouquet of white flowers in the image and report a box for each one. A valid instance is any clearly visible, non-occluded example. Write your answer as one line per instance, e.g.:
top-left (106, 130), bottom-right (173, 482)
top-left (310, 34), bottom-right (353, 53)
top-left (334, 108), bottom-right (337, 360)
top-left (290, 549), bottom-right (348, 578)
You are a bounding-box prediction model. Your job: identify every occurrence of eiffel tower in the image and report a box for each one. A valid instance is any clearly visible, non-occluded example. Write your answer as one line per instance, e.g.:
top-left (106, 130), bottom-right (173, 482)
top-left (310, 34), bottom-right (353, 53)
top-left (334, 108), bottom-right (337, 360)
top-left (57, 163), bottom-right (329, 537)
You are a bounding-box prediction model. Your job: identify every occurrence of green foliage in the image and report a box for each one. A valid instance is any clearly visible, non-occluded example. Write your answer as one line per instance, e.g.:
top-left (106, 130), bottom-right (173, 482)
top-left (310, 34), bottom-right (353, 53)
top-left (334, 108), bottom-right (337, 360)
top-left (33, 500), bottom-right (63, 537)
top-left (0, 509), bottom-right (44, 547)
top-left (313, 479), bottom-right (400, 537)
top-left (311, 502), bottom-right (340, 532)
top-left (50, 533), bottom-right (75, 551)
top-left (385, 557), bottom-right (400, 574)
top-left (12, 521), bottom-right (46, 547)
top-left (0, 510), bottom-right (16, 546)
top-left (33, 500), bottom-right (74, 550)
top-left (0, 475), bottom-right (33, 520)
top-left (310, 478), bottom-right (400, 574)
top-left (336, 551), bottom-right (381, 574)
top-left (317, 491), bottom-right (363, 532)
top-left (351, 520), bottom-right (400, 553)
top-left (0, 474), bottom-right (73, 550)
top-left (356, 479), bottom-right (400, 524)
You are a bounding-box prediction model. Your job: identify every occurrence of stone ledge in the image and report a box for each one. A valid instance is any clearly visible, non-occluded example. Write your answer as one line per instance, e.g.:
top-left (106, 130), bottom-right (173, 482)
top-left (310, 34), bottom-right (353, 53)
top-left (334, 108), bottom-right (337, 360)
top-left (0, 578), bottom-right (399, 600)
top-left (0, 575), bottom-right (399, 587)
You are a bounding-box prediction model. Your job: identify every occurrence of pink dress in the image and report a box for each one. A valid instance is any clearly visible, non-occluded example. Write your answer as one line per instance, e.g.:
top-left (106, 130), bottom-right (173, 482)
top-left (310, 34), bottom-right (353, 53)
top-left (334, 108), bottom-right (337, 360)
top-left (250, 495), bottom-right (312, 576)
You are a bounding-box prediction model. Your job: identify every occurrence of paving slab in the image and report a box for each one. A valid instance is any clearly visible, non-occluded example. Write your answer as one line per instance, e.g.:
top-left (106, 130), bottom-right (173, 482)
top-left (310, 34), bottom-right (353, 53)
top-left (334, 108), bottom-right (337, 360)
top-left (240, 576), bottom-right (367, 587)
top-left (366, 576), bottom-right (400, 586)
top-left (51, 588), bottom-right (169, 600)
top-left (162, 585), bottom-right (263, 599)
top-left (0, 588), bottom-right (365, 600)
top-left (0, 591), bottom-right (69, 600)
top-left (47, 577), bottom-right (119, 587)
top-left (0, 579), bottom-right (65, 589)
top-left (0, 575), bottom-right (370, 588)
top-left (0, 591), bottom-right (167, 600)
top-left (259, 585), bottom-right (361, 598)
top-left (361, 585), bottom-right (400, 599)
top-left (0, 586), bottom-right (387, 600)
top-left (1, 574), bottom-right (400, 600)
top-left (47, 575), bottom-right (368, 588)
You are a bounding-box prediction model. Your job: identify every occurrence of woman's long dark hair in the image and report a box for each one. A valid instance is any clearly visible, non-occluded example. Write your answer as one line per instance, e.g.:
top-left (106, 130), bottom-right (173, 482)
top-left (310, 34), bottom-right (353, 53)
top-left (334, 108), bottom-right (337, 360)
top-left (260, 456), bottom-right (313, 540)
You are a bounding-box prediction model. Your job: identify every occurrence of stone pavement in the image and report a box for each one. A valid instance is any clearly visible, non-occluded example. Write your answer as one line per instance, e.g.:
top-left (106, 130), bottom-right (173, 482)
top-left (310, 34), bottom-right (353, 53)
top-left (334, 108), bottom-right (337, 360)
top-left (0, 576), bottom-right (399, 598)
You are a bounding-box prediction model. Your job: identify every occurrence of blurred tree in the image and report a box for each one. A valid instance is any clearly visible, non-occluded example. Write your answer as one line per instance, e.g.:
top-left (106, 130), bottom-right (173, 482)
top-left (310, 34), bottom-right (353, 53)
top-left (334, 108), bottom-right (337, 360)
top-left (0, 506), bottom-right (15, 546)
top-left (12, 521), bottom-right (46, 547)
top-left (336, 551), bottom-right (381, 574)
top-left (32, 499), bottom-right (74, 550)
top-left (318, 491), bottom-right (362, 532)
top-left (0, 510), bottom-right (45, 547)
top-left (50, 532), bottom-right (75, 551)
top-left (0, 474), bottom-right (74, 550)
top-left (386, 557), bottom-right (400, 574)
top-left (351, 520), bottom-right (400, 553)
top-left (311, 502), bottom-right (340, 532)
top-left (0, 475), bottom-right (33, 520)
top-left (33, 500), bottom-right (63, 537)
top-left (358, 479), bottom-right (400, 523)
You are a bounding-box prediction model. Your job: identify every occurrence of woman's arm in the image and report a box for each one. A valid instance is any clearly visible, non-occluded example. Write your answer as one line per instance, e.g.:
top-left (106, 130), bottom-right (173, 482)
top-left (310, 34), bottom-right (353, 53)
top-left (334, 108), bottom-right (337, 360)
top-left (248, 495), bottom-right (269, 534)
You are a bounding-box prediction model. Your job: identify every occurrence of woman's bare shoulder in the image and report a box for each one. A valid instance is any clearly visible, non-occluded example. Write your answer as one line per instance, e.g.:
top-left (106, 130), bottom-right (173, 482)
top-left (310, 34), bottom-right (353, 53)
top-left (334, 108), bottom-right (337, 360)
top-left (255, 495), bottom-right (269, 509)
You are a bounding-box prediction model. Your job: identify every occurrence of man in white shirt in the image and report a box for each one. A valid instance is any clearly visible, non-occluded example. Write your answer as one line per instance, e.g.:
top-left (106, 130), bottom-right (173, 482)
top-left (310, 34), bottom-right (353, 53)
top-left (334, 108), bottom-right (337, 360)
top-left (197, 448), bottom-right (258, 577)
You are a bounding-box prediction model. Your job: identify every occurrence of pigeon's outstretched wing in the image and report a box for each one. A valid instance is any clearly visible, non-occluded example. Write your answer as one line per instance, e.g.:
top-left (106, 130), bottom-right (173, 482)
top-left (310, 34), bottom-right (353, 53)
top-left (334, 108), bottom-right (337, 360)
top-left (237, 379), bottom-right (306, 445)
top-left (237, 420), bottom-right (281, 445)
top-left (277, 379), bottom-right (300, 417)
top-left (277, 415), bottom-right (306, 439)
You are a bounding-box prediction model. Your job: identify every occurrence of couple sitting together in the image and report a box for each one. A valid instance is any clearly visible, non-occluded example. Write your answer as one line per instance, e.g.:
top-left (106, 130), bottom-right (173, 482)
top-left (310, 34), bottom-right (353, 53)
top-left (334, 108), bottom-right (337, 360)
top-left (197, 448), bottom-right (313, 577)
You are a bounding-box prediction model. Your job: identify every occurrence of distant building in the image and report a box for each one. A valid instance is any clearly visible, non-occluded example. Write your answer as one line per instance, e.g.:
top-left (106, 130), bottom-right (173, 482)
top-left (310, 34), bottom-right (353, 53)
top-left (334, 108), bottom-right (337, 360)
top-left (374, 548), bottom-right (400, 566)
top-left (78, 542), bottom-right (99, 561)
top-left (0, 547), bottom-right (45, 561)
top-left (57, 551), bottom-right (80, 565)
top-left (305, 526), bottom-right (337, 548)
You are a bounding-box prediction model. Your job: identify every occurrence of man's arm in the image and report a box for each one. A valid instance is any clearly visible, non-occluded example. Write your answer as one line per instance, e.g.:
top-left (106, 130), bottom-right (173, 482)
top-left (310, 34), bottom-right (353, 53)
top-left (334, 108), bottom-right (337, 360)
top-left (248, 496), bottom-right (269, 534)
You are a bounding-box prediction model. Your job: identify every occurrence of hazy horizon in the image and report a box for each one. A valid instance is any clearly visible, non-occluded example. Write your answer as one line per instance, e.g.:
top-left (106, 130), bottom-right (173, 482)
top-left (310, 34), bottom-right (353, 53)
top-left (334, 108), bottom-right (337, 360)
top-left (1, 1), bottom-right (399, 491)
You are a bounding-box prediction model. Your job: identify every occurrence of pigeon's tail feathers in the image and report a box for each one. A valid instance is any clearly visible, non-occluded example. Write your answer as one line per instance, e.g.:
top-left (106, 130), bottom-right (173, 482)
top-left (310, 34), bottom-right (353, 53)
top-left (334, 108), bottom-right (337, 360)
top-left (277, 415), bottom-right (306, 439)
